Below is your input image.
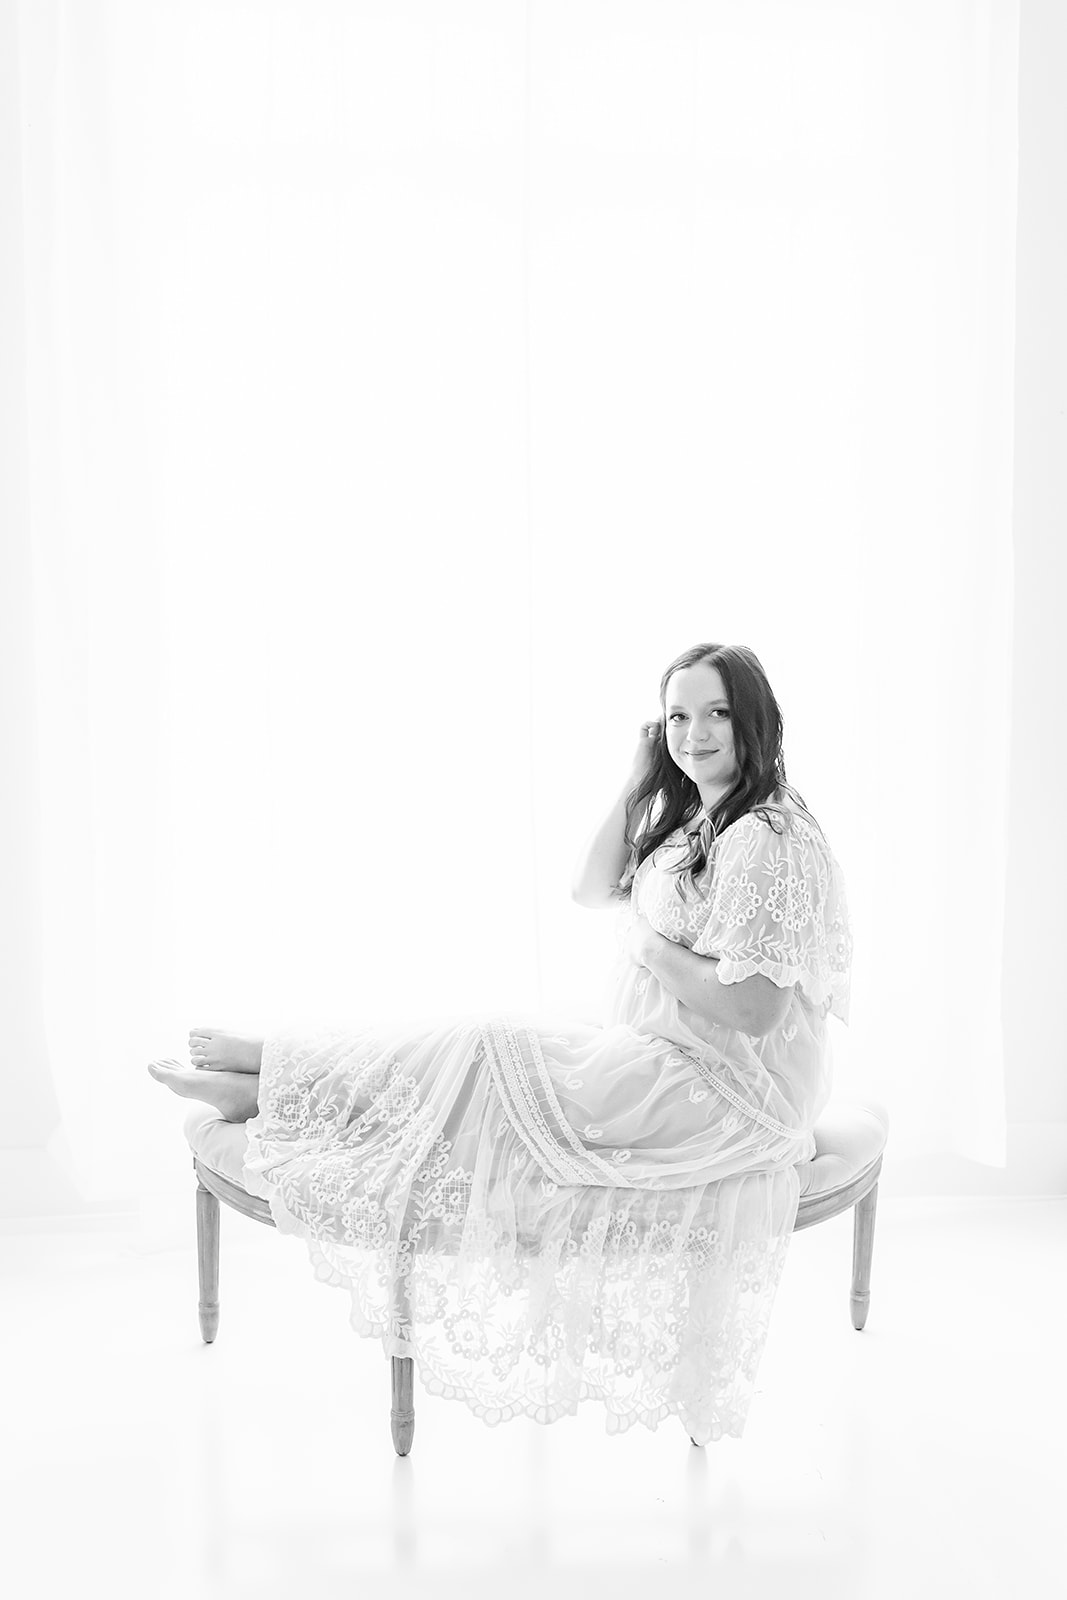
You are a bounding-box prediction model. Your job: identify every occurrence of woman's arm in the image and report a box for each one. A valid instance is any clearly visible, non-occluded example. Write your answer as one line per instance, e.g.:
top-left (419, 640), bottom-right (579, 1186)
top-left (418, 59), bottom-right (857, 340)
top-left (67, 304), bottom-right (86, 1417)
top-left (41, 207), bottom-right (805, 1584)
top-left (572, 722), bottom-right (660, 909)
top-left (630, 914), bottom-right (793, 1038)
top-left (571, 780), bottom-right (647, 908)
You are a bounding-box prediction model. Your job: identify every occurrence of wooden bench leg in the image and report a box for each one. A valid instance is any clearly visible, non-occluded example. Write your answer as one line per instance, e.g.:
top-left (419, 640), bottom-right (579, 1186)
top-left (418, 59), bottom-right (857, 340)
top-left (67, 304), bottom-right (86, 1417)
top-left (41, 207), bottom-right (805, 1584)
top-left (196, 1180), bottom-right (221, 1343)
top-left (391, 1357), bottom-right (415, 1457)
top-left (390, 1269), bottom-right (415, 1456)
top-left (850, 1181), bottom-right (879, 1331)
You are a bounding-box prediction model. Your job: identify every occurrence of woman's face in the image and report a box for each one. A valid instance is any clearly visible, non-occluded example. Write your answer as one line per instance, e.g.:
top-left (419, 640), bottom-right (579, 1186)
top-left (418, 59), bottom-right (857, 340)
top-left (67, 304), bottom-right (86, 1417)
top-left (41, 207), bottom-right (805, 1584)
top-left (664, 661), bottom-right (740, 801)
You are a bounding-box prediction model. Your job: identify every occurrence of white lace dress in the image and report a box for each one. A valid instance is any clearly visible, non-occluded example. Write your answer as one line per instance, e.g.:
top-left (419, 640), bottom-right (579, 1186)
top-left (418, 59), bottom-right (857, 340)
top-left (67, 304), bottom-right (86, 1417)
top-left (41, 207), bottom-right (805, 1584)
top-left (241, 799), bottom-right (852, 1444)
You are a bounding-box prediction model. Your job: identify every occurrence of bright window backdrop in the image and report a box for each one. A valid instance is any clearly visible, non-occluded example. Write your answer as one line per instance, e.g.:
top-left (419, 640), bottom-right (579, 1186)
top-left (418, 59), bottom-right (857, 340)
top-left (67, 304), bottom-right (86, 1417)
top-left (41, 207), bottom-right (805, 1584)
top-left (5, 0), bottom-right (1018, 1212)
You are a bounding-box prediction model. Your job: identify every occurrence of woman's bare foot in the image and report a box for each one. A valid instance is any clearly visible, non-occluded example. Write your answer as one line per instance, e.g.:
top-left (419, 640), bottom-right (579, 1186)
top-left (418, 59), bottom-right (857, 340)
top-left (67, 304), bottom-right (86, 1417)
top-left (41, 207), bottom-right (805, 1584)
top-left (147, 1058), bottom-right (260, 1123)
top-left (188, 1029), bottom-right (263, 1073)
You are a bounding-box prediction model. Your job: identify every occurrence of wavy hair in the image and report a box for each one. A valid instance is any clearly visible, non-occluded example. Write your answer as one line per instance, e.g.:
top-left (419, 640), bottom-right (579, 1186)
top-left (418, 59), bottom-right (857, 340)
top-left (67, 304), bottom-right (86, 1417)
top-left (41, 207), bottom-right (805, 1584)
top-left (616, 642), bottom-right (822, 903)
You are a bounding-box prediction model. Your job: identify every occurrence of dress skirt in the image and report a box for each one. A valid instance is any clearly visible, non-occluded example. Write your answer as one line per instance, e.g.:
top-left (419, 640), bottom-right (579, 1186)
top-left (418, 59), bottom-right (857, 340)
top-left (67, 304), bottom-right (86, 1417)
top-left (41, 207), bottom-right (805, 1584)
top-left (240, 1008), bottom-right (809, 1445)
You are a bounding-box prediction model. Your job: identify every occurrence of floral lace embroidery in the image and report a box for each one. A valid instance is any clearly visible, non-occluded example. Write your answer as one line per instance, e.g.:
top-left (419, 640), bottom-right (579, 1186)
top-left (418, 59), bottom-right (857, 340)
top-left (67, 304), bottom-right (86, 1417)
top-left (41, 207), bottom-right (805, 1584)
top-left (635, 810), bottom-right (852, 1022)
top-left (715, 872), bottom-right (762, 928)
top-left (764, 871), bottom-right (814, 933)
top-left (245, 1025), bottom-right (803, 1445)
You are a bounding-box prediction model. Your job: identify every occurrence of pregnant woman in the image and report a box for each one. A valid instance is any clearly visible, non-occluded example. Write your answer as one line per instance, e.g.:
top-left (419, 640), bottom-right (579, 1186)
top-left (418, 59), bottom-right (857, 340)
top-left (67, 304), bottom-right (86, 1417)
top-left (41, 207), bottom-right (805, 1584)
top-left (148, 640), bottom-right (852, 1445)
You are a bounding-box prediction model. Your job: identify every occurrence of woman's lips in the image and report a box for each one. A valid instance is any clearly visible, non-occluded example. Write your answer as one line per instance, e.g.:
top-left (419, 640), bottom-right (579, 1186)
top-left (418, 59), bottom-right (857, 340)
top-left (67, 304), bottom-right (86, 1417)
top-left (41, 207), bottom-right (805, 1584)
top-left (691, 750), bottom-right (719, 760)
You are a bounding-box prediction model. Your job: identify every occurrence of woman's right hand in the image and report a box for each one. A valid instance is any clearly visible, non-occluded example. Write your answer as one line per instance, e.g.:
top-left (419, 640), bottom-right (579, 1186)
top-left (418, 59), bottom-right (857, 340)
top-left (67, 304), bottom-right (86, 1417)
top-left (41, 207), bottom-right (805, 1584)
top-left (629, 717), bottom-right (663, 782)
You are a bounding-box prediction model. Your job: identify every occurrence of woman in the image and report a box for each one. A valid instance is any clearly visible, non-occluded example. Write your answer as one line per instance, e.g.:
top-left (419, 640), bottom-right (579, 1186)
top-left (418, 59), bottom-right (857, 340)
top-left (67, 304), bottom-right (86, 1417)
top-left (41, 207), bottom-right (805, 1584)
top-left (149, 641), bottom-right (852, 1444)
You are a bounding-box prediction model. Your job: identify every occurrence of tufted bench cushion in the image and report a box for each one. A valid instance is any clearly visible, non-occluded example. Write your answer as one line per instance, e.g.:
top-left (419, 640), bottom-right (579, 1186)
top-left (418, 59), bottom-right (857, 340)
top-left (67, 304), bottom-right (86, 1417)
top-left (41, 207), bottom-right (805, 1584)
top-left (795, 1096), bottom-right (889, 1197)
top-left (183, 1094), bottom-right (889, 1209)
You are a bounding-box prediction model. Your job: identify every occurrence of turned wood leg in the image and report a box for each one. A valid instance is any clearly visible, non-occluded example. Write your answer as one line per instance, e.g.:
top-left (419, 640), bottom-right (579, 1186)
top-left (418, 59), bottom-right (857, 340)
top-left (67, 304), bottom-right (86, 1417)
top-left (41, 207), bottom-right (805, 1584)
top-left (391, 1357), bottom-right (415, 1457)
top-left (850, 1181), bottom-right (879, 1331)
top-left (196, 1180), bottom-right (221, 1343)
top-left (389, 1270), bottom-right (415, 1456)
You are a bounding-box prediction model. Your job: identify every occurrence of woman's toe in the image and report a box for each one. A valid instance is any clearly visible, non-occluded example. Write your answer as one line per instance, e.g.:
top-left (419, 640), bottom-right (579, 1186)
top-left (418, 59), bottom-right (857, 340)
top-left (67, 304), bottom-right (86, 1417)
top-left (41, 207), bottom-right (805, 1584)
top-left (147, 1058), bottom-right (201, 1099)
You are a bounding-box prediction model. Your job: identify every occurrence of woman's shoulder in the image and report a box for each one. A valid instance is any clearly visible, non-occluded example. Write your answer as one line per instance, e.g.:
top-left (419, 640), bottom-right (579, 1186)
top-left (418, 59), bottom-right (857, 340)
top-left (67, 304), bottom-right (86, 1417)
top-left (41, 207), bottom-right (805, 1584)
top-left (717, 796), bottom-right (828, 852)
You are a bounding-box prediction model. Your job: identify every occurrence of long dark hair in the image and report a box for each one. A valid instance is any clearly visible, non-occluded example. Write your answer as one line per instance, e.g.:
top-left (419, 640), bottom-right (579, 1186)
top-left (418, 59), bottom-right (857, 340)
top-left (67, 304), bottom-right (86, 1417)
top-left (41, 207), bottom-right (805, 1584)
top-left (617, 642), bottom-right (822, 902)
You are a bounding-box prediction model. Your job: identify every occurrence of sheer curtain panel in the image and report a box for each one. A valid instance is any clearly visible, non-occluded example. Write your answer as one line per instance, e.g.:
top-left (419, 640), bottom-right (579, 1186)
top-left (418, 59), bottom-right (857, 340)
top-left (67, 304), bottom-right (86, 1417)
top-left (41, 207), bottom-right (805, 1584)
top-left (4, 0), bottom-right (1017, 1216)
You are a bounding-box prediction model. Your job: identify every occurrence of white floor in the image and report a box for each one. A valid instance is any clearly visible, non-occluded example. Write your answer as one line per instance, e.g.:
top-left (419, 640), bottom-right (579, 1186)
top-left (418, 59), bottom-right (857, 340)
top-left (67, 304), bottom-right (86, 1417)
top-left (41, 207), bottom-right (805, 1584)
top-left (2, 1196), bottom-right (1064, 1600)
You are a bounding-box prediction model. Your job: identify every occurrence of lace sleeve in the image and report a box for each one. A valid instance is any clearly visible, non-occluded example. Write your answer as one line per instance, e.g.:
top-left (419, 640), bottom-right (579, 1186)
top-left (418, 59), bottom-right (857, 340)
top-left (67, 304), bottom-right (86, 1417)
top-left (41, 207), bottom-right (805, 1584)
top-left (691, 811), bottom-right (853, 1023)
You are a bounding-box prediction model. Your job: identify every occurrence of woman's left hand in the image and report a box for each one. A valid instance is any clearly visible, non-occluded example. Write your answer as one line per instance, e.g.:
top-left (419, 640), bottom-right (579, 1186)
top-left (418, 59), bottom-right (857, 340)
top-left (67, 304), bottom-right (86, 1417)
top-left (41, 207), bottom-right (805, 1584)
top-left (626, 911), bottom-right (660, 969)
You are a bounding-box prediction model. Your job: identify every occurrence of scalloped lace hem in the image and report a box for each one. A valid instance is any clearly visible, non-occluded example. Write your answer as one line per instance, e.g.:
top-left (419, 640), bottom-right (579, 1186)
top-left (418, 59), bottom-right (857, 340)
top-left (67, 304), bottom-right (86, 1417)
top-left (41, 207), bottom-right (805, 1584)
top-left (715, 955), bottom-right (850, 1022)
top-left (296, 1235), bottom-right (766, 1448)
top-left (416, 1372), bottom-right (745, 1444)
top-left (250, 1034), bottom-right (798, 1453)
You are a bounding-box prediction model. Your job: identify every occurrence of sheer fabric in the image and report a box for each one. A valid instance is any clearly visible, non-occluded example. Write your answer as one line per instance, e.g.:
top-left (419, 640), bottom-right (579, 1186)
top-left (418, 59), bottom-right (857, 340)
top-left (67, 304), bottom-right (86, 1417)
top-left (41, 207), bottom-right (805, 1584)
top-left (4, 2), bottom-right (1016, 1221)
top-left (242, 796), bottom-right (852, 1443)
top-left (622, 800), bottom-right (853, 1136)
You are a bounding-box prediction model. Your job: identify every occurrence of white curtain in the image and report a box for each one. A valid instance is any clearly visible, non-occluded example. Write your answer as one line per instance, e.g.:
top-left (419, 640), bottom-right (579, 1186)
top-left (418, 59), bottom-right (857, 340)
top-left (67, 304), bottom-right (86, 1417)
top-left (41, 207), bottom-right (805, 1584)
top-left (3, 0), bottom-right (1018, 1215)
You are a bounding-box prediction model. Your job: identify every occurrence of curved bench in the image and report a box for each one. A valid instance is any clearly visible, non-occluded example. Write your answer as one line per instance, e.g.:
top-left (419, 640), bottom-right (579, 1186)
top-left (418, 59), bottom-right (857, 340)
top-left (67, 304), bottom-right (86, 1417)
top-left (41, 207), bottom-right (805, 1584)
top-left (183, 1094), bottom-right (889, 1455)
